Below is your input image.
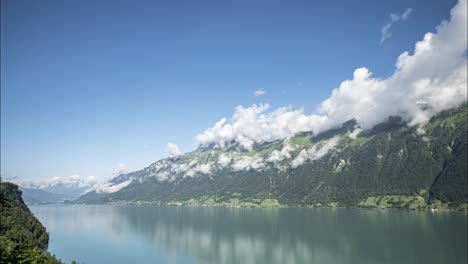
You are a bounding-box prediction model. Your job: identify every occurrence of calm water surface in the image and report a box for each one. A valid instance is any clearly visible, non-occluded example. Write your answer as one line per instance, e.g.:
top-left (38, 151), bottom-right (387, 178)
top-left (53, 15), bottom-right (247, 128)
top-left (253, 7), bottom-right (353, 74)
top-left (30, 205), bottom-right (467, 264)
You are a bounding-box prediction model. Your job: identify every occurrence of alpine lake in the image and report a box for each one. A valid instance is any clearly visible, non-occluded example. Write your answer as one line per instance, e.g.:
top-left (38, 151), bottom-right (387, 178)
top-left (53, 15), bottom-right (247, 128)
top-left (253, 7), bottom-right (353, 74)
top-left (30, 204), bottom-right (467, 264)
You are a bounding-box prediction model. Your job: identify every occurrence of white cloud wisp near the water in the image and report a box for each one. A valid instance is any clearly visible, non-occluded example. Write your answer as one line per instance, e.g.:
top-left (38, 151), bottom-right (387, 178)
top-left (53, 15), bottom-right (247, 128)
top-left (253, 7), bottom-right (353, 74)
top-left (197, 0), bottom-right (467, 150)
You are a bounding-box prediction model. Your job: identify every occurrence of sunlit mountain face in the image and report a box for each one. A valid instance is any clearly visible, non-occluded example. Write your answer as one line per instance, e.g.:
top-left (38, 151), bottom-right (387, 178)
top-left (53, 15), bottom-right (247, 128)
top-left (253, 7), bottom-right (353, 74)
top-left (75, 105), bottom-right (467, 210)
top-left (70, 0), bottom-right (468, 209)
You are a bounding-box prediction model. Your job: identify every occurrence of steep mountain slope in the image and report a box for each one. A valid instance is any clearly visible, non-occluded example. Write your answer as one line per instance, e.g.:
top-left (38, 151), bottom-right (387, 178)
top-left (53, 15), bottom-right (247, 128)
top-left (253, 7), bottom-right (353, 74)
top-left (0, 182), bottom-right (62, 263)
top-left (76, 105), bottom-right (467, 209)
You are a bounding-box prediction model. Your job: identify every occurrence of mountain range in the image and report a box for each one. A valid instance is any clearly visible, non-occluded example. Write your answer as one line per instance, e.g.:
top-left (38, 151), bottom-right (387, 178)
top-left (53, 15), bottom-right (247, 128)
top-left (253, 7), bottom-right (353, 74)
top-left (18, 180), bottom-right (94, 205)
top-left (73, 104), bottom-right (467, 209)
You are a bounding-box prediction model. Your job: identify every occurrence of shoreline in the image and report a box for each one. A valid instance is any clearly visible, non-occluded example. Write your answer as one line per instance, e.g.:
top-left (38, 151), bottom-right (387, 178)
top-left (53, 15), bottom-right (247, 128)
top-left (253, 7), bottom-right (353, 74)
top-left (30, 200), bottom-right (468, 212)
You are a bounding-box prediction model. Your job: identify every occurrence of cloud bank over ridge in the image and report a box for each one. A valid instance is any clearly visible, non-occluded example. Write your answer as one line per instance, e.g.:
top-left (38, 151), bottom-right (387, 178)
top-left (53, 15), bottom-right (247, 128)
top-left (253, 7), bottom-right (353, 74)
top-left (6, 0), bottom-right (467, 190)
top-left (197, 0), bottom-right (467, 150)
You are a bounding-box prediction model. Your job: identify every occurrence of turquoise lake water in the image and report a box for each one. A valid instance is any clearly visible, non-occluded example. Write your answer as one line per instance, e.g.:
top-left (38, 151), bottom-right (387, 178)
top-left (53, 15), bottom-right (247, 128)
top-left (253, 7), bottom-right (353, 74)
top-left (30, 205), bottom-right (467, 264)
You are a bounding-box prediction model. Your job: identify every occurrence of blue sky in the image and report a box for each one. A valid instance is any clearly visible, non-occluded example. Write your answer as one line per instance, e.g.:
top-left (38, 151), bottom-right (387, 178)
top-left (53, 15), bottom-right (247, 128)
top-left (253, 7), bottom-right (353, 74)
top-left (1, 0), bottom-right (459, 180)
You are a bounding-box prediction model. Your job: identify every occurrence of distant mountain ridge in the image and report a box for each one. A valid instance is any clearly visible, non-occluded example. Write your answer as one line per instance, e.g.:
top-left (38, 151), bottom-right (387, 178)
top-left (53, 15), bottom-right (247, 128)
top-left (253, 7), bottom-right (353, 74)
top-left (20, 187), bottom-right (73, 205)
top-left (18, 179), bottom-right (94, 205)
top-left (75, 105), bottom-right (467, 209)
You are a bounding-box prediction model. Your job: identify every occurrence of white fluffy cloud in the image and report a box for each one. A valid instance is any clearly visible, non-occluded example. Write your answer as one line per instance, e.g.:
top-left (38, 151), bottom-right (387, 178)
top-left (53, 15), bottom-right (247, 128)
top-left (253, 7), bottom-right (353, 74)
top-left (381, 8), bottom-right (412, 43)
top-left (268, 142), bottom-right (295, 162)
top-left (112, 163), bottom-right (128, 176)
top-left (185, 163), bottom-right (213, 177)
top-left (169, 160), bottom-right (214, 178)
top-left (9, 174), bottom-right (98, 189)
top-left (348, 128), bottom-right (363, 139)
top-left (217, 153), bottom-right (232, 167)
top-left (254, 89), bottom-right (267, 96)
top-left (232, 156), bottom-right (265, 171)
top-left (196, 104), bottom-right (326, 149)
top-left (291, 136), bottom-right (340, 168)
top-left (197, 0), bottom-right (467, 149)
top-left (93, 179), bottom-right (132, 193)
top-left (167, 143), bottom-right (182, 156)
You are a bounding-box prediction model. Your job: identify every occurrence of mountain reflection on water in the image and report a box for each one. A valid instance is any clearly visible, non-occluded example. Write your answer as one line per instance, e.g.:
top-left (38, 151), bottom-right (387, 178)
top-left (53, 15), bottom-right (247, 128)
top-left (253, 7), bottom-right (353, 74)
top-left (31, 205), bottom-right (467, 264)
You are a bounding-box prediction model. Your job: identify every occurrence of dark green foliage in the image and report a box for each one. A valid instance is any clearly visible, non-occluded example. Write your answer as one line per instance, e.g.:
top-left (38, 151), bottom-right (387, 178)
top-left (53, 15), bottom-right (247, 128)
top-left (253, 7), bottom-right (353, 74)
top-left (0, 246), bottom-right (63, 264)
top-left (428, 106), bottom-right (468, 206)
top-left (0, 182), bottom-right (63, 263)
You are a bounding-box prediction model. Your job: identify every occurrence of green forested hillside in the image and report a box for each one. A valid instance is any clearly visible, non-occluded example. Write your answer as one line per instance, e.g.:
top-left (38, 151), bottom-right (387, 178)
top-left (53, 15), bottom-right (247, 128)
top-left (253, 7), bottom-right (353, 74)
top-left (0, 182), bottom-right (63, 263)
top-left (76, 105), bottom-right (468, 209)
